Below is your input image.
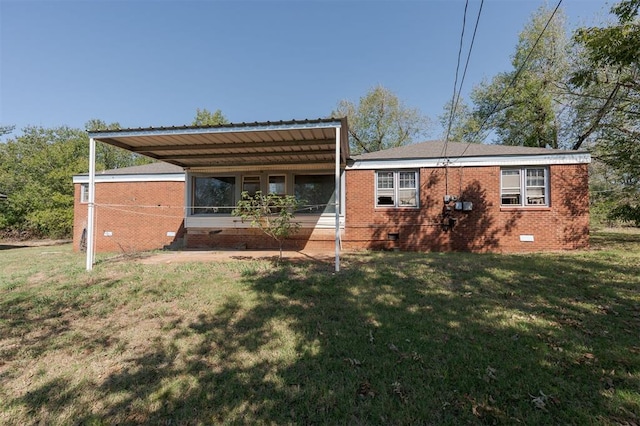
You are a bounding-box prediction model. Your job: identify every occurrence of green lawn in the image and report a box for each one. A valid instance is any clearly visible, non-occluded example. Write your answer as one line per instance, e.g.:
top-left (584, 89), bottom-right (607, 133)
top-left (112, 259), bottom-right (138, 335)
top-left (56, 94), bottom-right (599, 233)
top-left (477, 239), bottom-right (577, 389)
top-left (1, 231), bottom-right (639, 425)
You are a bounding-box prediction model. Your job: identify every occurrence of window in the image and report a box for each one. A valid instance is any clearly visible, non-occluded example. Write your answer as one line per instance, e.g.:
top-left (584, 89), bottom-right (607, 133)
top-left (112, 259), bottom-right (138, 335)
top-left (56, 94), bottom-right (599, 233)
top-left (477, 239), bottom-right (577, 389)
top-left (501, 167), bottom-right (548, 207)
top-left (192, 176), bottom-right (236, 214)
top-left (268, 175), bottom-right (286, 196)
top-left (376, 171), bottom-right (418, 208)
top-left (294, 174), bottom-right (335, 213)
top-left (80, 183), bottom-right (89, 203)
top-left (242, 176), bottom-right (261, 197)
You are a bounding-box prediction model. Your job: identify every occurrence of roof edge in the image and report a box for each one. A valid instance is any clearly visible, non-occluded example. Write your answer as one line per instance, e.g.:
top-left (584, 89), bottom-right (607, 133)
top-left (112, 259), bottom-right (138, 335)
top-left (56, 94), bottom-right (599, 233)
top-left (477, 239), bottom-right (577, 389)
top-left (348, 152), bottom-right (591, 170)
top-left (87, 117), bottom-right (347, 138)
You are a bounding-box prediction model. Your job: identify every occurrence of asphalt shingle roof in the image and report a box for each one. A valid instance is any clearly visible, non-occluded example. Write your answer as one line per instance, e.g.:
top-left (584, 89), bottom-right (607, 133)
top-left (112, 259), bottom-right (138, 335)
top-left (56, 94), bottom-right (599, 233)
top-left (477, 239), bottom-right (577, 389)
top-left (95, 162), bottom-right (184, 175)
top-left (352, 140), bottom-right (580, 161)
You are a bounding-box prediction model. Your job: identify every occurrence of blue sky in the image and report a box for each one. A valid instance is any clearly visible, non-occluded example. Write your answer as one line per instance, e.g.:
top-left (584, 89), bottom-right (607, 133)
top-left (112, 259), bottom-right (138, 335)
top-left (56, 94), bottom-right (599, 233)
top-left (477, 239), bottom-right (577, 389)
top-left (1, 0), bottom-right (610, 139)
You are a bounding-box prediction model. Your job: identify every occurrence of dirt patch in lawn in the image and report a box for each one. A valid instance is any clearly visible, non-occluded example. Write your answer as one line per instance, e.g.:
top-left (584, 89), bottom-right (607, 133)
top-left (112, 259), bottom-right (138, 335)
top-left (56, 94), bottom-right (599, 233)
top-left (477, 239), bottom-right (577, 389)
top-left (137, 249), bottom-right (338, 265)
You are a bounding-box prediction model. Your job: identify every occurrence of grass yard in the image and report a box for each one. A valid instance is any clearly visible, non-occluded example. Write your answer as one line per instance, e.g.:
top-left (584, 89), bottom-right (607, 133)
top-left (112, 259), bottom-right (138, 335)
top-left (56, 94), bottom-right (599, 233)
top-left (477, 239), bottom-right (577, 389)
top-left (1, 230), bottom-right (639, 425)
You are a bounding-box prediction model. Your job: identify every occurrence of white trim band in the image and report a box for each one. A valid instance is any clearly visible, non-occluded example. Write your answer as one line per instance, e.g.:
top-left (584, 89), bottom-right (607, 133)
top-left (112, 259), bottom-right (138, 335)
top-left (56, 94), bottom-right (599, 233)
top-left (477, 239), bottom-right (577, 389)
top-left (73, 173), bottom-right (185, 184)
top-left (347, 153), bottom-right (591, 170)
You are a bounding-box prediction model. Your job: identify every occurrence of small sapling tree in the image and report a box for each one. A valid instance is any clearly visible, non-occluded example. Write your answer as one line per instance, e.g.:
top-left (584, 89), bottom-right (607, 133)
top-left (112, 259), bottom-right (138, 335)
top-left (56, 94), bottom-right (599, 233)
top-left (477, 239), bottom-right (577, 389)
top-left (232, 191), bottom-right (302, 260)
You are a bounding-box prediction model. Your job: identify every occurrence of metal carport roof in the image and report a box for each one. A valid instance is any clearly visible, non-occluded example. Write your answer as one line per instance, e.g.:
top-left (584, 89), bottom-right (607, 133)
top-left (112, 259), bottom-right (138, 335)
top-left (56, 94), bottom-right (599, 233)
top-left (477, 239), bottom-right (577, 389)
top-left (88, 118), bottom-right (349, 170)
top-left (84, 118), bottom-right (350, 272)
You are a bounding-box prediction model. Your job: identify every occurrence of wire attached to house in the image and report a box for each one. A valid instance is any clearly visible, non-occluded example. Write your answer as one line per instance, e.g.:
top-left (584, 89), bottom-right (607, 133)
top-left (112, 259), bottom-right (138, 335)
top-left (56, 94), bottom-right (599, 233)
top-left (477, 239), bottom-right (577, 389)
top-left (440, 0), bottom-right (484, 210)
top-left (451, 0), bottom-right (565, 164)
top-left (441, 0), bottom-right (470, 163)
top-left (443, 0), bottom-right (484, 158)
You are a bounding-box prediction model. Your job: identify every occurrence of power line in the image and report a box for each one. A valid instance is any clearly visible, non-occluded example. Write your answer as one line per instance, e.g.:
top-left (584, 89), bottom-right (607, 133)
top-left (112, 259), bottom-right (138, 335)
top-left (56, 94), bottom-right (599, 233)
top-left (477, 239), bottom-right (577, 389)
top-left (442, 0), bottom-right (485, 162)
top-left (443, 0), bottom-right (469, 155)
top-left (452, 0), bottom-right (565, 162)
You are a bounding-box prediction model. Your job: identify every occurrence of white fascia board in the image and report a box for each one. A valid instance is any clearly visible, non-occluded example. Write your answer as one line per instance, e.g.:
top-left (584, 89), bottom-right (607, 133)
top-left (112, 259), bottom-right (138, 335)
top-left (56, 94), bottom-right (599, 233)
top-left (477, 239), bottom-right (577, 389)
top-left (347, 153), bottom-right (591, 170)
top-left (73, 173), bottom-right (185, 184)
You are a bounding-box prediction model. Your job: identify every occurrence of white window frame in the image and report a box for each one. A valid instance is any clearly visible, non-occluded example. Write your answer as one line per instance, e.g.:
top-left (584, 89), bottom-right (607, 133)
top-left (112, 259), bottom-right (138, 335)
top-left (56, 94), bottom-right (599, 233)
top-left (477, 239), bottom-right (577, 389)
top-left (500, 167), bottom-right (549, 207)
top-left (80, 183), bottom-right (89, 204)
top-left (375, 170), bottom-right (419, 208)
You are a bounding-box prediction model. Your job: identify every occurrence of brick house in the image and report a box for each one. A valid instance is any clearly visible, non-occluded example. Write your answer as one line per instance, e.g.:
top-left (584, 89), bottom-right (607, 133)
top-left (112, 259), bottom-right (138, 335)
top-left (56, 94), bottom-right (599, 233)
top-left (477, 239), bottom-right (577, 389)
top-left (344, 140), bottom-right (590, 253)
top-left (74, 119), bottom-right (590, 266)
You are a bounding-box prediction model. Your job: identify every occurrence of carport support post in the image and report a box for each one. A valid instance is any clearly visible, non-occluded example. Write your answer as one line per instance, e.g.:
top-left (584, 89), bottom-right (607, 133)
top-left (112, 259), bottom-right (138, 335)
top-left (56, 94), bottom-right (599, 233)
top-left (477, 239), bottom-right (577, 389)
top-left (334, 127), bottom-right (341, 272)
top-left (85, 137), bottom-right (96, 271)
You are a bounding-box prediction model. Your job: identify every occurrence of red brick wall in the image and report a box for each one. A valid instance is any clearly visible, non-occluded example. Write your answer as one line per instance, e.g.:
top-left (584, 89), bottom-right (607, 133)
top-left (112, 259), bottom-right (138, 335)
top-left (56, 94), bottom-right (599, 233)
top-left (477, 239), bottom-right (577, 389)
top-left (73, 181), bottom-right (185, 253)
top-left (343, 164), bottom-right (589, 253)
top-left (74, 163), bottom-right (589, 254)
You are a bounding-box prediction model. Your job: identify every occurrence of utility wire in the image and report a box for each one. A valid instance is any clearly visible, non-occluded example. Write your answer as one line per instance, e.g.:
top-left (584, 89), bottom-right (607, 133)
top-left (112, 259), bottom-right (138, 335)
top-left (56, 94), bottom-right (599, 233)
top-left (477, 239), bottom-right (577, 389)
top-left (450, 0), bottom-right (484, 143)
top-left (441, 0), bottom-right (470, 162)
top-left (445, 0), bottom-right (484, 148)
top-left (451, 0), bottom-right (565, 163)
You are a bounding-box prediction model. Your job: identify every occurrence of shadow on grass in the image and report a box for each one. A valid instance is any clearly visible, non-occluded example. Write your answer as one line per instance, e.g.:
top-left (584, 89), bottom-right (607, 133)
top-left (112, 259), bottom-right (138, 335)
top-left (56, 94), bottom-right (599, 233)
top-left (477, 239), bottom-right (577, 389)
top-left (0, 244), bottom-right (29, 250)
top-left (6, 250), bottom-right (640, 424)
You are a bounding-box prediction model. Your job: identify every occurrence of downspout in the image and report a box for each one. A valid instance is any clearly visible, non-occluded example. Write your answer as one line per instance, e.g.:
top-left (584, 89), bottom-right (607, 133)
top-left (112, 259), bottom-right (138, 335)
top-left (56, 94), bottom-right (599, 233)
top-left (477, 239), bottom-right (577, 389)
top-left (86, 137), bottom-right (96, 271)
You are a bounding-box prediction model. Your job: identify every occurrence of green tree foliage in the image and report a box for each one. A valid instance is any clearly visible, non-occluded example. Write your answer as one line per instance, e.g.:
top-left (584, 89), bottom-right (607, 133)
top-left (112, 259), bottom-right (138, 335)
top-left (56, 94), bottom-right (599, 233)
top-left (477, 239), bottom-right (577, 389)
top-left (0, 126), bottom-right (87, 237)
top-left (86, 119), bottom-right (154, 169)
top-left (232, 191), bottom-right (301, 260)
top-left (192, 108), bottom-right (229, 126)
top-left (0, 121), bottom-right (151, 238)
top-left (463, 5), bottom-right (570, 148)
top-left (572, 0), bottom-right (640, 225)
top-left (0, 125), bottom-right (14, 138)
top-left (438, 97), bottom-right (487, 143)
top-left (333, 85), bottom-right (432, 155)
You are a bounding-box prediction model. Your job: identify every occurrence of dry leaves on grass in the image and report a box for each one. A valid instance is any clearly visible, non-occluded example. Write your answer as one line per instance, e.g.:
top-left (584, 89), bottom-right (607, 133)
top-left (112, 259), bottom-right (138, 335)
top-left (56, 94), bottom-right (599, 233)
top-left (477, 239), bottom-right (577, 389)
top-left (391, 381), bottom-right (409, 404)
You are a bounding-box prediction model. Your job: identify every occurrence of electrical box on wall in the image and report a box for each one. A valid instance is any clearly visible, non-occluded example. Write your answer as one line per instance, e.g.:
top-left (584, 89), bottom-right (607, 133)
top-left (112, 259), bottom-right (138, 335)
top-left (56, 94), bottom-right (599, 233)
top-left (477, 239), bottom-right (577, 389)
top-left (454, 201), bottom-right (473, 212)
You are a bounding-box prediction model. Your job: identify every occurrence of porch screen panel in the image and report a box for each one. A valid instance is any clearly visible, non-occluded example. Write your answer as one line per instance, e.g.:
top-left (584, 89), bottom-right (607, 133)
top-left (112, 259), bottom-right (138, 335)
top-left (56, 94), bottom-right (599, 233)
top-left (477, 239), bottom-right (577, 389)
top-left (294, 174), bottom-right (335, 213)
top-left (193, 176), bottom-right (235, 214)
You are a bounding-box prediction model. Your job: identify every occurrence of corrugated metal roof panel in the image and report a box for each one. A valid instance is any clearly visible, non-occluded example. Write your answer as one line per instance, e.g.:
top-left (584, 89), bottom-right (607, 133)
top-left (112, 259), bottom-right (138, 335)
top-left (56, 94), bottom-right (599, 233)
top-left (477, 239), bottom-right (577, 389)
top-left (88, 118), bottom-right (349, 169)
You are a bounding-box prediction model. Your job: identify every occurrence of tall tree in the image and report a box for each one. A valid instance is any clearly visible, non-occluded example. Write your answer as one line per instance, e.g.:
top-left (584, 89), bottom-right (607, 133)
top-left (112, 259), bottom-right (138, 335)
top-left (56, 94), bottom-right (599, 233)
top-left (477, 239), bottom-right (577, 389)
top-left (0, 120), bottom-right (153, 238)
top-left (333, 85), bottom-right (432, 155)
top-left (438, 97), bottom-right (487, 143)
top-left (572, 0), bottom-right (640, 225)
top-left (0, 126), bottom-right (87, 237)
top-left (0, 125), bottom-right (14, 138)
top-left (192, 108), bottom-right (229, 126)
top-left (465, 5), bottom-right (570, 148)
